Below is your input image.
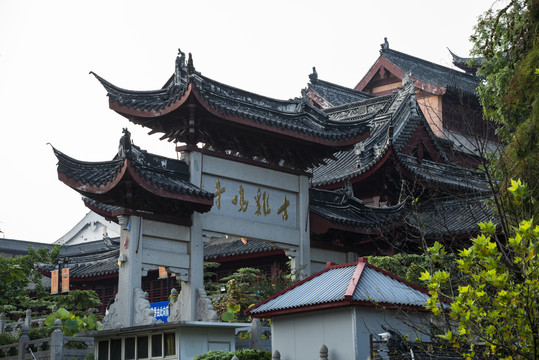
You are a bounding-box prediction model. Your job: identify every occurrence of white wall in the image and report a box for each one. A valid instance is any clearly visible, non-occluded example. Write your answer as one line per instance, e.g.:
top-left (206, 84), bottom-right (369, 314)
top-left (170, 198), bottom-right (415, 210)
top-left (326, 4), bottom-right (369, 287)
top-left (178, 326), bottom-right (236, 360)
top-left (272, 308), bottom-right (355, 360)
top-left (271, 306), bottom-right (431, 360)
top-left (353, 307), bottom-right (431, 359)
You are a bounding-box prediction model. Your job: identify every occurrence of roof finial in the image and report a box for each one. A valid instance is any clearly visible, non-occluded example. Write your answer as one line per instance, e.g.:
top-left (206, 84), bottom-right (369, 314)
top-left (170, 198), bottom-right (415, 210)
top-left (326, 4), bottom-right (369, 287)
top-left (175, 49), bottom-right (186, 83)
top-left (402, 71), bottom-right (414, 88)
top-left (119, 128), bottom-right (132, 156)
top-left (309, 66), bottom-right (318, 82)
top-left (187, 53), bottom-right (195, 74)
top-left (380, 37), bottom-right (389, 52)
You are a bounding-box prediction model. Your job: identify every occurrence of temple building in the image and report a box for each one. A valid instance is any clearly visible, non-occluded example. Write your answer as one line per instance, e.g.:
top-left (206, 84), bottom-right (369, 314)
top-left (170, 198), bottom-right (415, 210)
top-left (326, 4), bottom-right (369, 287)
top-left (307, 38), bottom-right (498, 168)
top-left (20, 40), bottom-right (494, 319)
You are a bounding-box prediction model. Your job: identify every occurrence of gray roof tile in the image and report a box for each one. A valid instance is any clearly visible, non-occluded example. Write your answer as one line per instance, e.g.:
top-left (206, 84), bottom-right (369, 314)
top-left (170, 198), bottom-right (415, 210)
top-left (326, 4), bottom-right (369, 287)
top-left (310, 188), bottom-right (405, 230)
top-left (307, 73), bottom-right (374, 106)
top-left (248, 261), bottom-right (430, 315)
top-left (381, 48), bottom-right (480, 94)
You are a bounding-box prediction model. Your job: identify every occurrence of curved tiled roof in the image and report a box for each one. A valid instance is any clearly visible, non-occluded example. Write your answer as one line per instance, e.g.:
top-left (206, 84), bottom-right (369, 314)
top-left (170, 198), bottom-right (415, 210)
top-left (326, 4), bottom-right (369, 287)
top-left (380, 48), bottom-right (479, 95)
top-left (53, 130), bottom-right (213, 221)
top-left (311, 82), bottom-right (459, 187)
top-left (54, 140), bottom-right (212, 201)
top-left (396, 154), bottom-right (490, 192)
top-left (310, 188), bottom-right (405, 231)
top-left (307, 71), bottom-right (374, 107)
top-left (247, 260), bottom-right (430, 316)
top-left (204, 236), bottom-right (280, 260)
top-left (91, 52), bottom-right (371, 148)
top-left (407, 194), bottom-right (494, 238)
top-left (193, 73), bottom-right (370, 142)
top-left (37, 239), bottom-right (121, 279)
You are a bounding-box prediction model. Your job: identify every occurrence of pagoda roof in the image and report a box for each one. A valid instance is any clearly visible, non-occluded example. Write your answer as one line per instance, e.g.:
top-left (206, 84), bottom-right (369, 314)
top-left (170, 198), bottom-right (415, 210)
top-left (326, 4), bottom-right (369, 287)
top-left (305, 68), bottom-right (374, 108)
top-left (310, 81), bottom-right (489, 192)
top-left (448, 48), bottom-right (485, 76)
top-left (356, 39), bottom-right (479, 95)
top-left (53, 130), bottom-right (213, 223)
top-left (310, 188), bottom-right (405, 235)
top-left (91, 52), bottom-right (371, 170)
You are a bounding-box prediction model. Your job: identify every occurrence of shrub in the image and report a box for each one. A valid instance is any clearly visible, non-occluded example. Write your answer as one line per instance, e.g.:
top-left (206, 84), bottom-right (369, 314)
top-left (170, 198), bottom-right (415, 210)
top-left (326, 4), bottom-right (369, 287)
top-left (194, 349), bottom-right (271, 360)
top-left (0, 332), bottom-right (17, 345)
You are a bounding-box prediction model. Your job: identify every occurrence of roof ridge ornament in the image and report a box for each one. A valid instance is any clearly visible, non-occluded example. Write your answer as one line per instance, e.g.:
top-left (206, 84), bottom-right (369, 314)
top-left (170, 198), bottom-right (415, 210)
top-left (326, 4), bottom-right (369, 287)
top-left (380, 37), bottom-right (389, 53)
top-left (187, 53), bottom-right (195, 75)
top-left (343, 180), bottom-right (354, 198)
top-left (118, 128), bottom-right (132, 157)
top-left (401, 71), bottom-right (414, 88)
top-left (175, 49), bottom-right (186, 84)
top-left (309, 66), bottom-right (318, 82)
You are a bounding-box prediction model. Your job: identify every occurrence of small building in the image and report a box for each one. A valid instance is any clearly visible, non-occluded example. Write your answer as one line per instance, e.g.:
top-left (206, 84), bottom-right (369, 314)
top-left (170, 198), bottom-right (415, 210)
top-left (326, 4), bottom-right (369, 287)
top-left (247, 258), bottom-right (433, 360)
top-left (92, 321), bottom-right (248, 360)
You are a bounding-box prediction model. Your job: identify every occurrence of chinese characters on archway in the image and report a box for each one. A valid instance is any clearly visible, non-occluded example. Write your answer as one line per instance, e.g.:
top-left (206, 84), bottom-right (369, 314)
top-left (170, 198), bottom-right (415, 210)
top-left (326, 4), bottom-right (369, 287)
top-left (214, 179), bottom-right (290, 221)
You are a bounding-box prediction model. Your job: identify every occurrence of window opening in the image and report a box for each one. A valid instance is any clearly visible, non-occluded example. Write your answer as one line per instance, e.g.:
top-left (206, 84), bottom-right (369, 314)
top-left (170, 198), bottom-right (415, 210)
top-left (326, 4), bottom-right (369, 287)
top-left (152, 334), bottom-right (163, 357)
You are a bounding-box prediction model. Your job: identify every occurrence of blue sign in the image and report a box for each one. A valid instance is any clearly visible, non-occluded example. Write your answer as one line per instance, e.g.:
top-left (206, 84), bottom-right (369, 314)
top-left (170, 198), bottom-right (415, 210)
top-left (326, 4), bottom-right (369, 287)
top-left (150, 301), bottom-right (170, 323)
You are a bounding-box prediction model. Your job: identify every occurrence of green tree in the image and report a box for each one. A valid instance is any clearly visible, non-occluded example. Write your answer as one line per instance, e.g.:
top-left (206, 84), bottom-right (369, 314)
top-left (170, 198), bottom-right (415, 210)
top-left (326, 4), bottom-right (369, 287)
top-left (212, 266), bottom-right (294, 322)
top-left (0, 246), bottom-right (102, 319)
top-left (471, 0), bottom-right (539, 221)
top-left (422, 180), bottom-right (539, 360)
top-left (471, 0), bottom-right (536, 136)
top-left (0, 245), bottom-right (60, 317)
top-left (44, 307), bottom-right (103, 336)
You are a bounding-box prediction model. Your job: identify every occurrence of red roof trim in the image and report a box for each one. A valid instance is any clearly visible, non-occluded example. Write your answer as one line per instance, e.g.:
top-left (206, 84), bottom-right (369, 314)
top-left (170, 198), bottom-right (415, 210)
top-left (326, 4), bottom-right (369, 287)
top-left (248, 260), bottom-right (438, 317)
top-left (125, 161), bottom-right (213, 207)
top-left (190, 83), bottom-right (370, 147)
top-left (58, 159), bottom-right (128, 195)
top-left (109, 83), bottom-right (193, 117)
top-left (344, 258), bottom-right (366, 300)
top-left (83, 200), bottom-right (193, 226)
top-left (305, 88), bottom-right (334, 109)
top-left (317, 148), bottom-right (393, 190)
top-left (251, 298), bottom-right (429, 318)
top-left (355, 56), bottom-right (446, 95)
top-left (355, 56), bottom-right (402, 92)
top-left (250, 301), bottom-right (353, 318)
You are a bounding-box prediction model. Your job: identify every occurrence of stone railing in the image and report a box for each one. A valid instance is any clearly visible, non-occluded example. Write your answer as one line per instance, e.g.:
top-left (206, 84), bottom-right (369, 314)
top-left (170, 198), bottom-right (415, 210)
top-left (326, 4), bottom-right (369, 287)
top-left (234, 318), bottom-right (271, 352)
top-left (0, 310), bottom-right (45, 336)
top-left (0, 318), bottom-right (93, 360)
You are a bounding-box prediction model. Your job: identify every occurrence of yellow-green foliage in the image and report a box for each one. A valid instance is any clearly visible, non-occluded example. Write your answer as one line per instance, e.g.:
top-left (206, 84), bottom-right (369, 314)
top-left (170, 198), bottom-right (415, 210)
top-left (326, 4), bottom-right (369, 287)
top-left (422, 180), bottom-right (539, 360)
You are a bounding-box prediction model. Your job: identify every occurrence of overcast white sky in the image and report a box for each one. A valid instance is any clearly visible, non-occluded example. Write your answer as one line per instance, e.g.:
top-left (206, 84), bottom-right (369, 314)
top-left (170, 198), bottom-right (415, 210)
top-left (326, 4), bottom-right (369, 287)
top-left (0, 0), bottom-right (495, 243)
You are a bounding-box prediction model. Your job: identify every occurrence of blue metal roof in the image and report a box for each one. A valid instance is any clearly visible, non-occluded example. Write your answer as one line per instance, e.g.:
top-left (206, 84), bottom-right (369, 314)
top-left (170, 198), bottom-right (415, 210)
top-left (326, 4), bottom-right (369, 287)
top-left (248, 261), bottom-right (430, 315)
